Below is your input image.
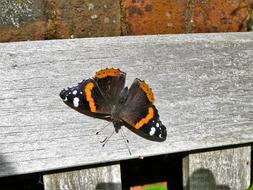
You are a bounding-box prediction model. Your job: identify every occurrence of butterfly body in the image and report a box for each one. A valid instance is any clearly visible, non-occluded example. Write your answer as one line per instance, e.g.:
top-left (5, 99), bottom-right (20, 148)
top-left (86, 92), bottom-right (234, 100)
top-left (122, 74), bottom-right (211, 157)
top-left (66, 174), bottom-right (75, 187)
top-left (60, 68), bottom-right (167, 141)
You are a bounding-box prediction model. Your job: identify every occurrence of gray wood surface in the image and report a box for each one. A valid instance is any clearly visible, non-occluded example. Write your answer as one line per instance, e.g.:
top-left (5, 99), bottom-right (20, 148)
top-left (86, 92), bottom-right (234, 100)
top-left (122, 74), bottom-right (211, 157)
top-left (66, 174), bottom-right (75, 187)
top-left (182, 146), bottom-right (251, 190)
top-left (0, 33), bottom-right (252, 177)
top-left (43, 164), bottom-right (121, 190)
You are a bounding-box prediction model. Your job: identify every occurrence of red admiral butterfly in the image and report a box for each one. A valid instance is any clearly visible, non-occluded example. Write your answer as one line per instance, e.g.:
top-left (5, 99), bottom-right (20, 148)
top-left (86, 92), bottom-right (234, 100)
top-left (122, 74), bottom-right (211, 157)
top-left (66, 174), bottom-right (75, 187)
top-left (60, 68), bottom-right (167, 142)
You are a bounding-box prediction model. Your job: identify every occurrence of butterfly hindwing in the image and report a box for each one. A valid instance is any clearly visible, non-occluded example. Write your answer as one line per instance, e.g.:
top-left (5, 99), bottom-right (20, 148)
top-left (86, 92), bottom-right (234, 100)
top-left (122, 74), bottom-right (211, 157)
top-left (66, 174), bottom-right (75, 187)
top-left (94, 68), bottom-right (126, 106)
top-left (120, 79), bottom-right (167, 141)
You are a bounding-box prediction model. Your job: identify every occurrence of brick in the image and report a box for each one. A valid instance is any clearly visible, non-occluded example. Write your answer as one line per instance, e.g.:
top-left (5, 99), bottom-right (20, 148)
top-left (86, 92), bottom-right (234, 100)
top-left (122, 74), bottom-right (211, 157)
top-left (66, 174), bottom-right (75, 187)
top-left (124, 0), bottom-right (188, 35)
top-left (0, 21), bottom-right (47, 42)
top-left (192, 0), bottom-right (249, 32)
top-left (46, 0), bottom-right (121, 39)
top-left (248, 2), bottom-right (253, 31)
top-left (0, 0), bottom-right (121, 42)
top-left (0, 0), bottom-right (46, 42)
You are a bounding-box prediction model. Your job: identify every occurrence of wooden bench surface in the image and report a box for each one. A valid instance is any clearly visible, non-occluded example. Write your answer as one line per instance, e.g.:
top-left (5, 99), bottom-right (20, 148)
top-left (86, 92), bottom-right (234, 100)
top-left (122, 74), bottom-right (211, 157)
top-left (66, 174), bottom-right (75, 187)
top-left (0, 33), bottom-right (252, 177)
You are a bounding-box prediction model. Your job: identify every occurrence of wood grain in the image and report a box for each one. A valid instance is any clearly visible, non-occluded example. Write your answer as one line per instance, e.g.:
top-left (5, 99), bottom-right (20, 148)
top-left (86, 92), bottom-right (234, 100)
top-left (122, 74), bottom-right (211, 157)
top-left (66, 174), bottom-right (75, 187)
top-left (0, 33), bottom-right (252, 176)
top-left (182, 146), bottom-right (251, 190)
top-left (43, 164), bottom-right (121, 190)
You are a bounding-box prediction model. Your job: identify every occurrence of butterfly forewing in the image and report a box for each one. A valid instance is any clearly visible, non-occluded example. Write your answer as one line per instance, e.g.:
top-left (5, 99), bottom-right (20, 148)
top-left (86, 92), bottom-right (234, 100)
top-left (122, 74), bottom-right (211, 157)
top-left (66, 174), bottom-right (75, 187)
top-left (60, 79), bottom-right (109, 116)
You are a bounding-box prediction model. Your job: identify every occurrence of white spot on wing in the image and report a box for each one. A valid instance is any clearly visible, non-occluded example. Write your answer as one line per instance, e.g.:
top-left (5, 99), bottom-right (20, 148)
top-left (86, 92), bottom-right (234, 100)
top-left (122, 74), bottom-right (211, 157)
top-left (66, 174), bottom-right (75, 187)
top-left (73, 97), bottom-right (79, 107)
top-left (156, 123), bottom-right (159, 128)
top-left (73, 90), bottom-right (77, 95)
top-left (149, 127), bottom-right (156, 136)
top-left (64, 97), bottom-right (68, 102)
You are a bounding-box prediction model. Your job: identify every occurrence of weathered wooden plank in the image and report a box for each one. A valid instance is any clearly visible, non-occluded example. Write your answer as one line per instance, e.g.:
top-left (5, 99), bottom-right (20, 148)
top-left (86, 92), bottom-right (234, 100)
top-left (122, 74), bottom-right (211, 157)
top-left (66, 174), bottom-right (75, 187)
top-left (183, 146), bottom-right (251, 190)
top-left (0, 33), bottom-right (252, 176)
top-left (43, 164), bottom-right (121, 190)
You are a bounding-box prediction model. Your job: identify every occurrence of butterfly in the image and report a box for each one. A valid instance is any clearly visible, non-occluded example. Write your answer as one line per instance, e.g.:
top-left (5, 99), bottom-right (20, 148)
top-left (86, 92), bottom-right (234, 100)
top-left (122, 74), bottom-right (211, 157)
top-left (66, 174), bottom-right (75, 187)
top-left (60, 68), bottom-right (167, 142)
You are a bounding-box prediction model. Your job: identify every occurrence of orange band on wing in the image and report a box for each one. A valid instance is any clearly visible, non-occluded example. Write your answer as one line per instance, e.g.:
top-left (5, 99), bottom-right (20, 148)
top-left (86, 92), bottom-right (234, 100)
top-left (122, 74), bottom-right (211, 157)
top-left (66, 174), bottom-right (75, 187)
top-left (95, 68), bottom-right (120, 79)
top-left (139, 81), bottom-right (154, 103)
top-left (134, 107), bottom-right (154, 129)
top-left (84, 82), bottom-right (96, 112)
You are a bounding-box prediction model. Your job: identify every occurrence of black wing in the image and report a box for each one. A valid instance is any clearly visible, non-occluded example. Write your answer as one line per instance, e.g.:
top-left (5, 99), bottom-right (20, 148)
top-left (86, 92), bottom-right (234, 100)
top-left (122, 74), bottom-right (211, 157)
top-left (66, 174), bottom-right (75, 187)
top-left (120, 79), bottom-right (167, 141)
top-left (60, 68), bottom-right (126, 119)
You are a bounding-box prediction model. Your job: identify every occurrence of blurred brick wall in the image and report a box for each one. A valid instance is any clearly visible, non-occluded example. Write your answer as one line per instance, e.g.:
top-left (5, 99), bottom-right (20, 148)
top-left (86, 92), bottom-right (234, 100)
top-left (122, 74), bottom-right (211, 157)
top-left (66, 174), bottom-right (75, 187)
top-left (0, 0), bottom-right (252, 42)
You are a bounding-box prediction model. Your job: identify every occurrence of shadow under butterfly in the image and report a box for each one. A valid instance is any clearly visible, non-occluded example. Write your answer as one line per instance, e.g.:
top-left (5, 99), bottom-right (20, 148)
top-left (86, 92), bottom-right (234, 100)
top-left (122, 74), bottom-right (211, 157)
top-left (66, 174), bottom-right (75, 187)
top-left (60, 68), bottom-right (167, 154)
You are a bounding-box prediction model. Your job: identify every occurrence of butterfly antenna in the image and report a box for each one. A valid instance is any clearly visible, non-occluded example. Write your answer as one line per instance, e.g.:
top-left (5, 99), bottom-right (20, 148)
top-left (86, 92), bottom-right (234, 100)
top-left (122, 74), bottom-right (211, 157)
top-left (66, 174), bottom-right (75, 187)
top-left (101, 130), bottom-right (115, 147)
top-left (120, 128), bottom-right (132, 155)
top-left (96, 121), bottom-right (111, 135)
